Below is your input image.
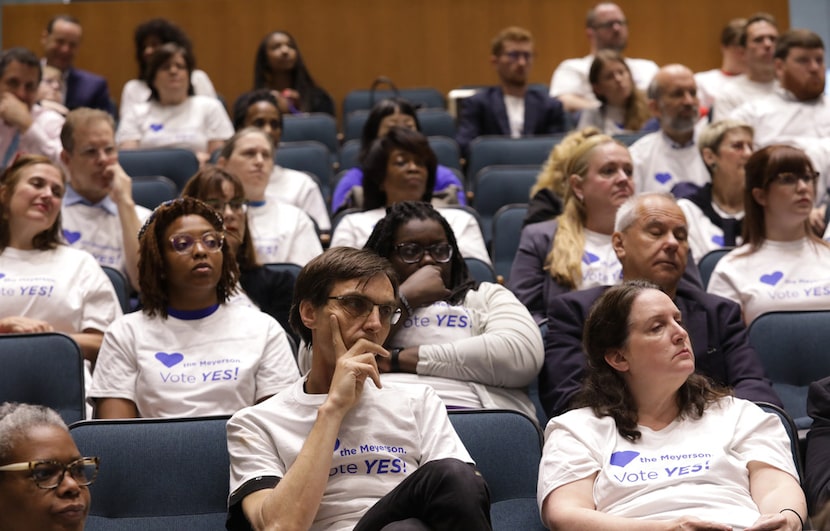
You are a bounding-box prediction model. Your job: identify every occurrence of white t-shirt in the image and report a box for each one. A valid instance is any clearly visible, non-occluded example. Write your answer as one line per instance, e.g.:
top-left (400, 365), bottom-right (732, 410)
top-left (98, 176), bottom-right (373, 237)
top-left (694, 69), bottom-right (741, 111)
top-left (712, 75), bottom-right (776, 122)
top-left (677, 198), bottom-right (744, 264)
top-left (549, 55), bottom-right (658, 104)
top-left (580, 228), bottom-right (622, 288)
top-left (267, 165), bottom-right (331, 231)
top-left (247, 195), bottom-right (323, 266)
top-left (707, 238), bottom-right (830, 324)
top-left (119, 69), bottom-right (216, 119)
top-left (115, 95), bottom-right (234, 154)
top-left (61, 201), bottom-right (151, 275)
top-left (227, 379), bottom-right (473, 531)
top-left (503, 94), bottom-right (525, 138)
top-left (0, 104), bottom-right (64, 169)
top-left (730, 90), bottom-right (830, 151)
top-left (330, 207), bottom-right (491, 265)
top-left (577, 105), bottom-right (628, 135)
top-left (0, 245), bottom-right (121, 334)
top-left (538, 397), bottom-right (797, 529)
top-left (629, 129), bottom-right (710, 194)
top-left (89, 304), bottom-right (299, 418)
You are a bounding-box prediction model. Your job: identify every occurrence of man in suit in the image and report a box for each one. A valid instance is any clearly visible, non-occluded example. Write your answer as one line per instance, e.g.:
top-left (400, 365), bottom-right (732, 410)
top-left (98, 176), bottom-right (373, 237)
top-left (539, 192), bottom-right (781, 419)
top-left (41, 15), bottom-right (114, 115)
top-left (455, 26), bottom-right (566, 157)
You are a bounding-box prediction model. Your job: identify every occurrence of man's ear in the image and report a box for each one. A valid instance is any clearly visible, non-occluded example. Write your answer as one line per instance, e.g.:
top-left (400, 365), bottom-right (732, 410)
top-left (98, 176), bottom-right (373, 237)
top-left (612, 231), bottom-right (625, 261)
top-left (647, 97), bottom-right (660, 119)
top-left (299, 299), bottom-right (318, 330)
top-left (60, 149), bottom-right (71, 167)
top-left (605, 349), bottom-right (629, 372)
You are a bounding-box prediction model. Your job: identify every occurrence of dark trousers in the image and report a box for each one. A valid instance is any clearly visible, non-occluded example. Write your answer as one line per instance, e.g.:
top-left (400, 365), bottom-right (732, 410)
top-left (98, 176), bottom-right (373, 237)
top-left (354, 458), bottom-right (492, 531)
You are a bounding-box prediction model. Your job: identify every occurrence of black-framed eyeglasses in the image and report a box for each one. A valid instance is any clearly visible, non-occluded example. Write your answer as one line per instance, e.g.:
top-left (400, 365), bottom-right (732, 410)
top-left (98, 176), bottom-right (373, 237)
top-left (395, 243), bottom-right (453, 264)
top-left (168, 231), bottom-right (224, 255)
top-left (203, 198), bottom-right (248, 214)
top-left (328, 295), bottom-right (402, 325)
top-left (772, 172), bottom-right (819, 186)
top-left (0, 457), bottom-right (99, 489)
top-left (593, 19), bottom-right (627, 30)
top-left (502, 51), bottom-right (534, 62)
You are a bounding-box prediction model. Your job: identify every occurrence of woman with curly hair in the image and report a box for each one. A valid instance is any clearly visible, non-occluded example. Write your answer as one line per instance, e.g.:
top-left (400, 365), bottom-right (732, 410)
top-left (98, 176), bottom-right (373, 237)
top-left (89, 197), bottom-right (298, 419)
top-left (538, 281), bottom-right (805, 530)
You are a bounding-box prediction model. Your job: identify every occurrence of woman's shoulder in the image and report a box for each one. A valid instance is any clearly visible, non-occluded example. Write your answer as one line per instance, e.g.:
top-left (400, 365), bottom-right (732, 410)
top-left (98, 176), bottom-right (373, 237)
top-left (545, 407), bottom-right (617, 437)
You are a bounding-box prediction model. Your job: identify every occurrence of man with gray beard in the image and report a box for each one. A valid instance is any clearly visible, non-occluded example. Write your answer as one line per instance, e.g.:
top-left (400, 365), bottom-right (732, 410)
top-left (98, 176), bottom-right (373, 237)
top-left (628, 64), bottom-right (710, 197)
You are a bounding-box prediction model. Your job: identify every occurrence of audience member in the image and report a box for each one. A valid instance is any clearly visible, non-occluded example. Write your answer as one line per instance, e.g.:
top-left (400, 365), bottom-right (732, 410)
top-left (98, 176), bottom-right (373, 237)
top-left (456, 26), bottom-right (566, 156)
top-left (36, 64), bottom-right (69, 116)
top-left (628, 64), bottom-right (709, 195)
top-left (807, 376), bottom-right (830, 515)
top-left (538, 280), bottom-right (804, 530)
top-left (678, 120), bottom-right (753, 262)
top-left (116, 43), bottom-right (234, 164)
top-left (231, 89), bottom-right (330, 231)
top-left (540, 192), bottom-right (780, 419)
top-left (713, 13), bottom-right (779, 121)
top-left (576, 50), bottom-right (650, 135)
top-left (90, 197), bottom-right (298, 419)
top-left (40, 15), bottom-right (113, 114)
top-left (510, 131), bottom-right (634, 323)
top-left (217, 128), bottom-right (322, 265)
top-left (549, 2), bottom-right (658, 112)
top-left (694, 18), bottom-right (747, 112)
top-left (0, 402), bottom-right (97, 531)
top-left (60, 108), bottom-right (149, 291)
top-left (120, 18), bottom-right (217, 118)
top-left (708, 145), bottom-right (830, 325)
top-left (0, 47), bottom-right (64, 169)
top-left (181, 166), bottom-right (295, 334)
top-left (333, 97), bottom-right (466, 213)
top-left (331, 127), bottom-right (490, 264)
top-left (252, 30), bottom-right (334, 115)
top-left (0, 155), bottom-right (121, 363)
top-left (225, 247), bottom-right (491, 530)
top-left (355, 201), bottom-right (542, 419)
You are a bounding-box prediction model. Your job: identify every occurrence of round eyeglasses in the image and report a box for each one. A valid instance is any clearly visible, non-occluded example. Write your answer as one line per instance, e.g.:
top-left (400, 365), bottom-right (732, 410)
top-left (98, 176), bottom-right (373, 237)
top-left (328, 295), bottom-right (402, 325)
top-left (169, 231), bottom-right (224, 255)
top-left (395, 243), bottom-right (453, 264)
top-left (0, 456), bottom-right (99, 489)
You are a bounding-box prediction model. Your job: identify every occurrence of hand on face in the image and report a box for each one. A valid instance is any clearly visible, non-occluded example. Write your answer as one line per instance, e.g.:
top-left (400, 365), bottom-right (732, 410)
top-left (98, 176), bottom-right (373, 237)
top-left (399, 265), bottom-right (451, 309)
top-left (325, 314), bottom-right (388, 412)
top-left (0, 92), bottom-right (33, 130)
top-left (105, 163), bottom-right (133, 206)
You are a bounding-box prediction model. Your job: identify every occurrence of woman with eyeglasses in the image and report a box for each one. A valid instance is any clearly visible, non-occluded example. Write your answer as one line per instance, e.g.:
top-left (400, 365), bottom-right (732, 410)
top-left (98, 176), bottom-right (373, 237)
top-left (116, 43), bottom-right (234, 165)
top-left (331, 127), bottom-right (490, 264)
top-left (181, 166), bottom-right (295, 334)
top-left (0, 402), bottom-right (97, 531)
top-left (89, 197), bottom-right (299, 419)
top-left (354, 201), bottom-right (543, 419)
top-left (708, 145), bottom-right (830, 325)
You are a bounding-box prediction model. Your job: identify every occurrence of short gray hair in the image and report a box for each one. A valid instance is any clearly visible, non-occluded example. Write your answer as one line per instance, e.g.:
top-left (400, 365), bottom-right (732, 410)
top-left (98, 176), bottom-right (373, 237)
top-left (614, 192), bottom-right (677, 232)
top-left (0, 403), bottom-right (67, 463)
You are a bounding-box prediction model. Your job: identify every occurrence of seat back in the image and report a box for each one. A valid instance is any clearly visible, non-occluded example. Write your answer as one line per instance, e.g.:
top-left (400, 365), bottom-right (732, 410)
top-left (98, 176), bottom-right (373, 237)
top-left (612, 131), bottom-right (650, 146)
top-left (473, 165), bottom-right (539, 242)
top-left (102, 266), bottom-right (131, 314)
top-left (417, 108), bottom-right (456, 138)
top-left (448, 410), bottom-right (546, 531)
top-left (275, 141), bottom-right (332, 199)
top-left (70, 416), bottom-right (231, 530)
top-left (131, 175), bottom-right (177, 210)
top-left (465, 257), bottom-right (497, 284)
top-left (756, 401), bottom-right (805, 484)
top-left (491, 204), bottom-right (529, 282)
top-left (0, 333), bottom-right (85, 425)
top-left (339, 139), bottom-right (362, 171)
top-left (467, 136), bottom-right (562, 183)
top-left (428, 136), bottom-right (462, 171)
top-left (342, 87), bottom-right (446, 116)
top-left (748, 311), bottom-right (830, 428)
top-left (698, 248), bottom-right (732, 289)
top-left (281, 113), bottom-right (339, 155)
top-left (343, 110), bottom-right (371, 142)
top-left (118, 149), bottom-right (199, 193)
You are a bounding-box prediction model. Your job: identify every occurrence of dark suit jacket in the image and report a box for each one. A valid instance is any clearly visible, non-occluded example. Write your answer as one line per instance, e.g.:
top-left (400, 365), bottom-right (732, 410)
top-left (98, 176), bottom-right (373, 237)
top-left (455, 86), bottom-right (566, 156)
top-left (539, 284), bottom-right (781, 419)
top-left (65, 67), bottom-right (114, 115)
top-left (806, 376), bottom-right (830, 513)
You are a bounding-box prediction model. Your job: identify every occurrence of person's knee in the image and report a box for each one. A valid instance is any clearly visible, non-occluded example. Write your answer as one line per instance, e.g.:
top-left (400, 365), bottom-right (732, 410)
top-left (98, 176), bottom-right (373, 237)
top-left (424, 458), bottom-right (488, 493)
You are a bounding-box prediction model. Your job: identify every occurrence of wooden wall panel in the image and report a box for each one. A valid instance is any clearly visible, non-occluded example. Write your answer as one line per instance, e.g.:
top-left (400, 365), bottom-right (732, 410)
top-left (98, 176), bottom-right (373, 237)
top-left (2, 0), bottom-right (789, 119)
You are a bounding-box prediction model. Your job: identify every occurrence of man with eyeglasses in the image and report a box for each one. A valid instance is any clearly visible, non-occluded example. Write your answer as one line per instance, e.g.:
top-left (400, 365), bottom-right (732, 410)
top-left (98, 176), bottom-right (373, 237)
top-left (0, 402), bottom-right (97, 531)
top-left (549, 2), bottom-right (658, 112)
top-left (456, 26), bottom-right (566, 157)
top-left (226, 247), bottom-right (492, 531)
top-left (60, 107), bottom-right (150, 291)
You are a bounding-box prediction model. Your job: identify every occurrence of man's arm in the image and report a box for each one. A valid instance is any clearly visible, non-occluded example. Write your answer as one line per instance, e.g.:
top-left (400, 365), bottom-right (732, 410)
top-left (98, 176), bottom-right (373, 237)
top-left (455, 93), bottom-right (484, 158)
top-left (241, 315), bottom-right (388, 531)
top-left (806, 377), bottom-right (830, 513)
top-left (108, 163), bottom-right (142, 292)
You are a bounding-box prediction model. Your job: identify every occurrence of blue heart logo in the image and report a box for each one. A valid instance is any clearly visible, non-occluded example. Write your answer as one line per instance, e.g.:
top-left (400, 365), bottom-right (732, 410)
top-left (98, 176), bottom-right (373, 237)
top-left (62, 230), bottom-right (81, 244)
top-left (760, 271), bottom-right (783, 286)
top-left (149, 123), bottom-right (164, 132)
top-left (711, 235), bottom-right (725, 246)
top-left (609, 451), bottom-right (640, 467)
top-left (582, 252), bottom-right (600, 265)
top-left (155, 352), bottom-right (184, 368)
top-left (655, 172), bottom-right (672, 184)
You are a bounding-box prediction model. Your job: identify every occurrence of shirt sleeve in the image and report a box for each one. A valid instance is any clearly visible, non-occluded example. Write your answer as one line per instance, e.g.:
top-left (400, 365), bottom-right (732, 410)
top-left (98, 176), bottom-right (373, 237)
top-left (287, 211), bottom-right (323, 266)
top-left (20, 106), bottom-right (64, 166)
top-left (451, 211), bottom-right (491, 264)
top-left (88, 318), bottom-right (138, 402)
top-left (415, 386), bottom-right (474, 465)
top-left (203, 98), bottom-right (235, 142)
top-left (191, 70), bottom-right (218, 98)
top-left (730, 399), bottom-right (799, 480)
top-left (330, 214), bottom-right (359, 248)
top-left (115, 103), bottom-right (144, 145)
top-left (254, 318), bottom-right (301, 401)
top-left (79, 256), bottom-right (123, 333)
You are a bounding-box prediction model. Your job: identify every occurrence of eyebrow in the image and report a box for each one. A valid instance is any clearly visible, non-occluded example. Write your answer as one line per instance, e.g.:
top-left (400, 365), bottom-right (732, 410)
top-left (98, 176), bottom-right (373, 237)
top-left (332, 290), bottom-right (397, 307)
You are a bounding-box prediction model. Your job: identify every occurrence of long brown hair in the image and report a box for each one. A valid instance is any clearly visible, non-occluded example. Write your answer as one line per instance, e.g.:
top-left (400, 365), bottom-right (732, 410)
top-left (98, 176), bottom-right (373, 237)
top-left (589, 50), bottom-right (650, 132)
top-left (0, 155), bottom-right (65, 252)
